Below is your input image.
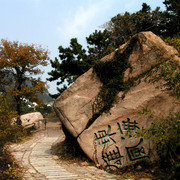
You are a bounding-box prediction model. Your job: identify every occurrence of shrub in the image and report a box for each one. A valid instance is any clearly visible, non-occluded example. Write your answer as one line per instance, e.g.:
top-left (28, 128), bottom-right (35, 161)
top-left (165, 35), bottom-right (180, 54)
top-left (137, 112), bottom-right (180, 179)
top-left (0, 96), bottom-right (27, 148)
top-left (0, 95), bottom-right (28, 179)
top-left (92, 38), bottom-right (138, 117)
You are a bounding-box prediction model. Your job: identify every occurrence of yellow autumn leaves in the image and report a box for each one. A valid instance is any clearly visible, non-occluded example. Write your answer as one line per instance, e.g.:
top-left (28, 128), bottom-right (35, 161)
top-left (0, 39), bottom-right (50, 115)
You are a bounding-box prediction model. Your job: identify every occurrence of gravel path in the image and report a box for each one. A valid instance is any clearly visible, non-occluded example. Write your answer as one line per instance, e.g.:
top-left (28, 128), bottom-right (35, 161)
top-left (8, 119), bottom-right (124, 180)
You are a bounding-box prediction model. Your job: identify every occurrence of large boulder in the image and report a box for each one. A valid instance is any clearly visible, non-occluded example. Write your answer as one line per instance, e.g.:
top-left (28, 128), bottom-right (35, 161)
top-left (54, 31), bottom-right (180, 169)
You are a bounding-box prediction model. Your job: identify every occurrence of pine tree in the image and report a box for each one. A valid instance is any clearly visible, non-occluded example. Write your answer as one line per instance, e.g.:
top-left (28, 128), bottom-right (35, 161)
top-left (47, 30), bottom-right (113, 98)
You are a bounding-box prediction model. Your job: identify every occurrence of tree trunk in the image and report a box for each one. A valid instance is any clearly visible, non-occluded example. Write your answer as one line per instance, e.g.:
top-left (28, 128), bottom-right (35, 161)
top-left (15, 96), bottom-right (22, 125)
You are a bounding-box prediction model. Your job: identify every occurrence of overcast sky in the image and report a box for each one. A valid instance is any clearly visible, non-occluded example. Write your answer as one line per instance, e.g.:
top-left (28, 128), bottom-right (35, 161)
top-left (0, 0), bottom-right (166, 94)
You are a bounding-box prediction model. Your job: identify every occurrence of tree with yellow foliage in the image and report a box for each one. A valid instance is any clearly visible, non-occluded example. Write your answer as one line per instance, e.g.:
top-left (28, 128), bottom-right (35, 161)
top-left (0, 39), bottom-right (49, 124)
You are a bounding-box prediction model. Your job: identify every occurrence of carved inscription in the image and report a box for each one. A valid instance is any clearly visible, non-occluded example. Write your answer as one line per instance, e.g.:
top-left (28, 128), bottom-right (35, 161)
top-left (94, 125), bottom-right (116, 146)
top-left (117, 118), bottom-right (140, 140)
top-left (94, 118), bottom-right (149, 169)
top-left (102, 146), bottom-right (123, 169)
top-left (122, 118), bottom-right (140, 131)
top-left (126, 138), bottom-right (149, 161)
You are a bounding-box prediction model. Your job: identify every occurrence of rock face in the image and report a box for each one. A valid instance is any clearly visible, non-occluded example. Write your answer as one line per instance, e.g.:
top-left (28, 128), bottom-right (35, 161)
top-left (54, 69), bottom-right (102, 137)
top-left (54, 31), bottom-right (180, 169)
top-left (20, 112), bottom-right (44, 129)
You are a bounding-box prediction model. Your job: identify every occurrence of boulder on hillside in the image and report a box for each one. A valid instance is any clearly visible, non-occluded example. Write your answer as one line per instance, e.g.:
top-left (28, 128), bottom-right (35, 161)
top-left (54, 31), bottom-right (180, 169)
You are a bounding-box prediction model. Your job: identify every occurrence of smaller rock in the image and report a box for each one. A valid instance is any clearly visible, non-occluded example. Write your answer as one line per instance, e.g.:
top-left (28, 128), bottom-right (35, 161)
top-left (20, 112), bottom-right (44, 129)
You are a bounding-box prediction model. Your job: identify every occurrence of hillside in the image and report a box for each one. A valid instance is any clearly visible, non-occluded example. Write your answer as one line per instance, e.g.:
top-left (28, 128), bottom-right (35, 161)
top-left (0, 74), bottom-right (53, 104)
top-left (37, 90), bottom-right (54, 104)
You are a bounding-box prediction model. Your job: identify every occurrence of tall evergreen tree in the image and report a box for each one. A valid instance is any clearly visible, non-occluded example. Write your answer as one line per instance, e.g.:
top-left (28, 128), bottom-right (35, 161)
top-left (48, 2), bottom-right (180, 98)
top-left (104, 3), bottom-right (166, 48)
top-left (47, 30), bottom-right (113, 98)
top-left (163, 0), bottom-right (180, 36)
top-left (86, 29), bottom-right (112, 60)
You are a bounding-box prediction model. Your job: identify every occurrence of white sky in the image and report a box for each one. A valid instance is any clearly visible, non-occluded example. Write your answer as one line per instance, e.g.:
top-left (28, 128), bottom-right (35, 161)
top-left (0, 0), bottom-right (166, 94)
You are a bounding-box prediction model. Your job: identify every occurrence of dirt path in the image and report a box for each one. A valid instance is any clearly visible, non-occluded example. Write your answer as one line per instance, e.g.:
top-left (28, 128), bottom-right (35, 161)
top-left (8, 119), bottom-right (124, 180)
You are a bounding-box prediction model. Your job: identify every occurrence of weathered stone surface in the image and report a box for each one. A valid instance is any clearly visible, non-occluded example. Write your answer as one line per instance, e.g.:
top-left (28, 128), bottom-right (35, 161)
top-left (54, 31), bottom-right (180, 169)
top-left (54, 68), bottom-right (102, 137)
top-left (101, 31), bottom-right (179, 81)
top-left (77, 80), bottom-right (179, 169)
top-left (20, 112), bottom-right (44, 129)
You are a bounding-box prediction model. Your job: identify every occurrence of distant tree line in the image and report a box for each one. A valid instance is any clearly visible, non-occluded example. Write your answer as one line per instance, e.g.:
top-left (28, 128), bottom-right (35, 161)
top-left (48, 0), bottom-right (180, 98)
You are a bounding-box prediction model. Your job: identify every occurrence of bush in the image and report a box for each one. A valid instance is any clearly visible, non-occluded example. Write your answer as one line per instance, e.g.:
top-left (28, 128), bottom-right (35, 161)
top-left (36, 104), bottom-right (53, 116)
top-left (0, 150), bottom-right (21, 180)
top-left (0, 96), bottom-right (27, 148)
top-left (92, 38), bottom-right (137, 116)
top-left (0, 95), bottom-right (28, 179)
top-left (137, 112), bottom-right (180, 179)
top-left (165, 35), bottom-right (180, 55)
